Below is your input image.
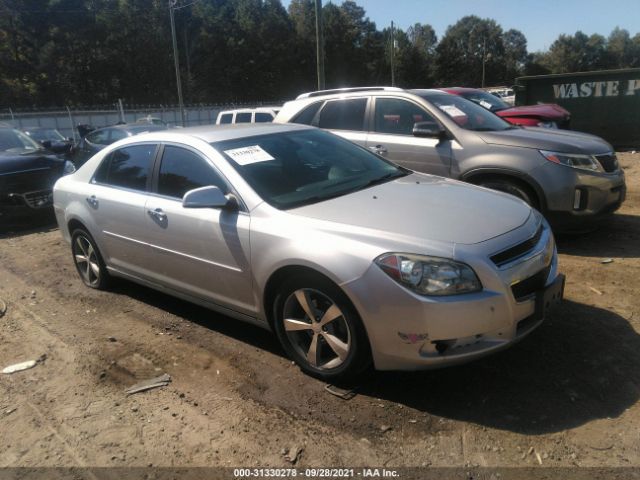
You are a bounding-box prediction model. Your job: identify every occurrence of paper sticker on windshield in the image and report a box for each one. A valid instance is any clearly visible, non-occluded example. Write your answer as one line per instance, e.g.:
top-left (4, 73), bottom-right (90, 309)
top-left (224, 145), bottom-right (274, 165)
top-left (438, 105), bottom-right (466, 118)
top-left (479, 100), bottom-right (493, 109)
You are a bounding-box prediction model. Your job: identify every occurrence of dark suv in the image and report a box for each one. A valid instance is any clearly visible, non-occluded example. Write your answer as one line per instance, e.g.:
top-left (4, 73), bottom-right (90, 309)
top-left (275, 87), bottom-right (625, 229)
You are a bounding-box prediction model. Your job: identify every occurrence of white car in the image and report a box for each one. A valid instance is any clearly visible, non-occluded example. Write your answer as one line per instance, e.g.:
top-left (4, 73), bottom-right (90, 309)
top-left (216, 108), bottom-right (280, 125)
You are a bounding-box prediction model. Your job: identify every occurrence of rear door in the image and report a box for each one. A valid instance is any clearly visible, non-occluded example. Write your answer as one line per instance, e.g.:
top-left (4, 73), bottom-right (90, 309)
top-left (315, 97), bottom-right (369, 147)
top-left (89, 143), bottom-right (159, 277)
top-left (366, 97), bottom-right (453, 177)
top-left (142, 144), bottom-right (254, 315)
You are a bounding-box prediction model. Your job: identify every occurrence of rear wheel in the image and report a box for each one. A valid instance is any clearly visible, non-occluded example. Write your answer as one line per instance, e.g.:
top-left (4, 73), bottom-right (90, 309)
top-left (273, 274), bottom-right (371, 382)
top-left (71, 228), bottom-right (110, 289)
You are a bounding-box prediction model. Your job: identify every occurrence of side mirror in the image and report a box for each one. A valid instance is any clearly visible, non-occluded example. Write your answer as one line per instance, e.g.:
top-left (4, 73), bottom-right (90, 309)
top-left (412, 122), bottom-right (447, 139)
top-left (182, 186), bottom-right (238, 210)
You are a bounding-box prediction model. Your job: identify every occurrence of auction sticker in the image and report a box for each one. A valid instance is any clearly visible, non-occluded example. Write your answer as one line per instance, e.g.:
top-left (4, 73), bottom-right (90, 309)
top-left (224, 145), bottom-right (275, 165)
top-left (438, 105), bottom-right (466, 118)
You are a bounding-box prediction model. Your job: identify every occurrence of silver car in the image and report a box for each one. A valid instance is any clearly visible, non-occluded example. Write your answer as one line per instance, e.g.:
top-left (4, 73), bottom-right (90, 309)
top-left (275, 87), bottom-right (626, 230)
top-left (53, 124), bottom-right (564, 381)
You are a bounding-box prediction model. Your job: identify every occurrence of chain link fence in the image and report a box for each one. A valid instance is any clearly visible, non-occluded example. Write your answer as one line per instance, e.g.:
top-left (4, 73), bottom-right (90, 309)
top-left (0, 101), bottom-right (282, 140)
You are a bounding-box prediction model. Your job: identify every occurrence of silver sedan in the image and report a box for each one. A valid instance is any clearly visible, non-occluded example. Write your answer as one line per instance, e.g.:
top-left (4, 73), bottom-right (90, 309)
top-left (53, 124), bottom-right (564, 381)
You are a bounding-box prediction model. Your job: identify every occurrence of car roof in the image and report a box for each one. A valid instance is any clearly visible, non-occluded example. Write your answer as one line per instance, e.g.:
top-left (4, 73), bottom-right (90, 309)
top-left (135, 122), bottom-right (313, 144)
top-left (92, 123), bottom-right (167, 134)
top-left (409, 89), bottom-right (454, 99)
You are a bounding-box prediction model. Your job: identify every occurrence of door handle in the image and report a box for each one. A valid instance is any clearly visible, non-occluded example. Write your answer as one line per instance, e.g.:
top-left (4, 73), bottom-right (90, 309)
top-left (147, 208), bottom-right (166, 221)
top-left (85, 195), bottom-right (98, 208)
top-left (369, 145), bottom-right (388, 155)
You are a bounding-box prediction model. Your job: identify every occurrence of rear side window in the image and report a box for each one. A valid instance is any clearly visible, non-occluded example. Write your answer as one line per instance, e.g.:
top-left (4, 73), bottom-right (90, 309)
top-left (254, 112), bottom-right (273, 123)
top-left (236, 112), bottom-right (252, 123)
top-left (96, 144), bottom-right (157, 191)
top-left (219, 114), bottom-right (233, 124)
top-left (157, 146), bottom-right (228, 199)
top-left (291, 101), bottom-right (322, 125)
top-left (317, 98), bottom-right (367, 131)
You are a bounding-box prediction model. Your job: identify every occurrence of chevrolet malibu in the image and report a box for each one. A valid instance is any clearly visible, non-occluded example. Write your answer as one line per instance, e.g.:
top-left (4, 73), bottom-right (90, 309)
top-left (53, 124), bottom-right (564, 381)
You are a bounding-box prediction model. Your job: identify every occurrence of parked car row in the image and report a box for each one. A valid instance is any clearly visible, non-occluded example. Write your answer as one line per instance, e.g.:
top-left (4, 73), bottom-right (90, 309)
top-left (7, 85), bottom-right (627, 381)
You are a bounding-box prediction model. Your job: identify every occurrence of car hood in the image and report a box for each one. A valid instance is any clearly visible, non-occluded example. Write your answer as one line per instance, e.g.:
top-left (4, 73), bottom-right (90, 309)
top-left (0, 150), bottom-right (64, 174)
top-left (476, 127), bottom-right (612, 154)
top-left (289, 173), bottom-right (531, 245)
top-left (497, 103), bottom-right (569, 120)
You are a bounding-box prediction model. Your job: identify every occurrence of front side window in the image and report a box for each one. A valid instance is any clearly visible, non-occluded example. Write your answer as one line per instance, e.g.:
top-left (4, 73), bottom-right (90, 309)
top-left (317, 98), bottom-right (367, 131)
top-left (157, 145), bottom-right (228, 199)
top-left (96, 144), bottom-right (156, 191)
top-left (212, 129), bottom-right (408, 210)
top-left (374, 98), bottom-right (438, 135)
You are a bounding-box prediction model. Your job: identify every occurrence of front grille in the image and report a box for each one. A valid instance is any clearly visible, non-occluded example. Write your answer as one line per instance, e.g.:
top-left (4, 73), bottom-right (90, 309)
top-left (490, 225), bottom-right (543, 267)
top-left (594, 153), bottom-right (618, 173)
top-left (511, 265), bottom-right (551, 302)
top-left (22, 189), bottom-right (53, 208)
top-left (0, 167), bottom-right (55, 193)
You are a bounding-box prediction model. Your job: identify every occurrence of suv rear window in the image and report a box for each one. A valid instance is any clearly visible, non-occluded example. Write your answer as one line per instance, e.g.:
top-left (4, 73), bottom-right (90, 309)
top-left (254, 112), bottom-right (273, 123)
top-left (317, 98), bottom-right (367, 131)
top-left (291, 101), bottom-right (323, 125)
top-left (236, 112), bottom-right (252, 123)
top-left (219, 114), bottom-right (233, 124)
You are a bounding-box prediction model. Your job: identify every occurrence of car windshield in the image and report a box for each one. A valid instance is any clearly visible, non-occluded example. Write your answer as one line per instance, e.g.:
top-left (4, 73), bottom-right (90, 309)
top-left (458, 90), bottom-right (511, 112)
top-left (212, 129), bottom-right (409, 210)
top-left (0, 128), bottom-right (44, 153)
top-left (28, 128), bottom-right (66, 142)
top-left (416, 93), bottom-right (514, 132)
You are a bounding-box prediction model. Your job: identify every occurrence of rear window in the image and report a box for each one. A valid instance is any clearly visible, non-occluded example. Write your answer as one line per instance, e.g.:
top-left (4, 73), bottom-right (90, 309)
top-left (317, 98), bottom-right (367, 131)
top-left (94, 144), bottom-right (157, 191)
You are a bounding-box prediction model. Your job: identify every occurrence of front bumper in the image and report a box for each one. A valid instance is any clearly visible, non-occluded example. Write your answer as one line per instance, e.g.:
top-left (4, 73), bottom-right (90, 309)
top-left (531, 161), bottom-right (626, 229)
top-left (342, 216), bottom-right (563, 371)
top-left (0, 189), bottom-right (54, 222)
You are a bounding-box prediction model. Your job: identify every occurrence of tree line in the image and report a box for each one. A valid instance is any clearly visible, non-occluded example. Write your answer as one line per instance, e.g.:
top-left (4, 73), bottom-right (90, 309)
top-left (1, 0), bottom-right (639, 108)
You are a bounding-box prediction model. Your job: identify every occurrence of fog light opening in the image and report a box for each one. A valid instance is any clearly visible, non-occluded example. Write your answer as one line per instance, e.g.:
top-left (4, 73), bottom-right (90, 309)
top-left (434, 341), bottom-right (449, 354)
top-left (573, 189), bottom-right (582, 210)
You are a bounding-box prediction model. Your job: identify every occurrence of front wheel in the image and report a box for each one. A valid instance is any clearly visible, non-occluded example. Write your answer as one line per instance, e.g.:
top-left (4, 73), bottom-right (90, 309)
top-left (477, 178), bottom-right (538, 209)
top-left (273, 274), bottom-right (371, 382)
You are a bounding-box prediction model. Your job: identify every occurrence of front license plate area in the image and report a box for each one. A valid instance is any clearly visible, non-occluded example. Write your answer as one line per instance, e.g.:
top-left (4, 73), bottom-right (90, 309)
top-left (535, 274), bottom-right (565, 321)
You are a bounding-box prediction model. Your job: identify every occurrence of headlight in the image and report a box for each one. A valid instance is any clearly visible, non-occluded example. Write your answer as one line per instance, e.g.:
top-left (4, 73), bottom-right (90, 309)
top-left (539, 150), bottom-right (603, 172)
top-left (63, 160), bottom-right (76, 175)
top-left (536, 121), bottom-right (557, 129)
top-left (375, 253), bottom-right (482, 296)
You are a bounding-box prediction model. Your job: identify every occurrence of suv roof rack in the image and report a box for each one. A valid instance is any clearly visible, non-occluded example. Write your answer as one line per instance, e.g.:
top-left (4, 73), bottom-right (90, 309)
top-left (296, 86), bottom-right (403, 99)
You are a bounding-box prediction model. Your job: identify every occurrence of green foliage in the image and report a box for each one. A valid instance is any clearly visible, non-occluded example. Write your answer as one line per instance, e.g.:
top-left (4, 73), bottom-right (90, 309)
top-left (0, 0), bottom-right (638, 108)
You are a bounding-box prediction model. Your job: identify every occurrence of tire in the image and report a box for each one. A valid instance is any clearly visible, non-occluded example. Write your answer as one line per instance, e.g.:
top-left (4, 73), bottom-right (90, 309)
top-left (477, 178), bottom-right (538, 209)
top-left (71, 228), bottom-right (110, 289)
top-left (273, 273), bottom-right (371, 382)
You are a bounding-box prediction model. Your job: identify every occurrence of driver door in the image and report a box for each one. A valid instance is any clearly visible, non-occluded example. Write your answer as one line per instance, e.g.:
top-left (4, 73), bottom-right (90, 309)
top-left (142, 144), bottom-right (254, 315)
top-left (366, 97), bottom-right (453, 178)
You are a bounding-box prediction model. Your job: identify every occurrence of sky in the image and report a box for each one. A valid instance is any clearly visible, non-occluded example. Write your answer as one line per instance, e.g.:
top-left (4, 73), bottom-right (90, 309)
top-left (281, 0), bottom-right (640, 52)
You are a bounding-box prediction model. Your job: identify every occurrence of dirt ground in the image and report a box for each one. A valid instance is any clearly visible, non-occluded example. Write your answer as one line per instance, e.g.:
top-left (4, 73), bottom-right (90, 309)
top-left (1, 152), bottom-right (639, 477)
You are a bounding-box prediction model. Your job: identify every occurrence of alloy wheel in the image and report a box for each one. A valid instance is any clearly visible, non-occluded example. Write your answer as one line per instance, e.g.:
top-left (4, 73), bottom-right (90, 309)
top-left (282, 288), bottom-right (352, 370)
top-left (73, 234), bottom-right (101, 287)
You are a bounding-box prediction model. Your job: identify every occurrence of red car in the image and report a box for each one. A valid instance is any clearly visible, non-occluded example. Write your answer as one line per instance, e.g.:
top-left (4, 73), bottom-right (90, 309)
top-left (440, 87), bottom-right (571, 129)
